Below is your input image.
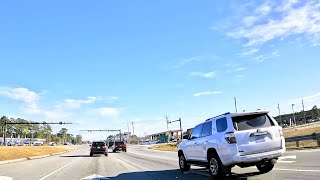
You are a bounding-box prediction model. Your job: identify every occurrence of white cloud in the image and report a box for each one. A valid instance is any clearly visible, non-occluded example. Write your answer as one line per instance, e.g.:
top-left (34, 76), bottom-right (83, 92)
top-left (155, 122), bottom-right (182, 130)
top-left (109, 96), bottom-right (119, 100)
top-left (62, 96), bottom-right (97, 109)
top-left (227, 0), bottom-right (320, 47)
top-left (172, 55), bottom-right (221, 69)
top-left (95, 107), bottom-right (120, 118)
top-left (291, 92), bottom-right (320, 104)
top-left (190, 71), bottom-right (216, 78)
top-left (193, 91), bottom-right (222, 97)
top-left (253, 51), bottom-right (280, 62)
top-left (235, 67), bottom-right (246, 71)
top-left (0, 87), bottom-right (39, 104)
top-left (255, 2), bottom-right (271, 16)
top-left (237, 48), bottom-right (259, 56)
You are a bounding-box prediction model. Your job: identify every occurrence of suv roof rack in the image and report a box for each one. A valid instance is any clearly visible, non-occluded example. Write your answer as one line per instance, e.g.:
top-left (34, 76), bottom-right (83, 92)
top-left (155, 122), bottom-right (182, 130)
top-left (206, 112), bottom-right (230, 121)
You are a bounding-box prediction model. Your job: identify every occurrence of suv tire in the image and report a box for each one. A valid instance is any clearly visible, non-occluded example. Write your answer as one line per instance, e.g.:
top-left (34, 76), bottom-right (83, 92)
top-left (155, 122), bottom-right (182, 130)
top-left (256, 161), bottom-right (274, 173)
top-left (208, 153), bottom-right (226, 179)
top-left (105, 152), bottom-right (108, 156)
top-left (179, 153), bottom-right (190, 172)
top-left (90, 152), bottom-right (93, 157)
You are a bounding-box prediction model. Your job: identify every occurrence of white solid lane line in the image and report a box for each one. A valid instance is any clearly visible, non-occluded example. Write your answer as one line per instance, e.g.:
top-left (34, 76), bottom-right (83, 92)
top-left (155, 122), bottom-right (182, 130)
top-left (277, 160), bottom-right (296, 163)
top-left (273, 168), bottom-right (320, 173)
top-left (278, 155), bottom-right (296, 163)
top-left (278, 155), bottom-right (296, 160)
top-left (38, 158), bottom-right (79, 180)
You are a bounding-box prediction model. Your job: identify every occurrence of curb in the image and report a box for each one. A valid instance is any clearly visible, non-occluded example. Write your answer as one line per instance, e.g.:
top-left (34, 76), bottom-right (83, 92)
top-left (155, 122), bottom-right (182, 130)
top-left (0, 158), bottom-right (28, 165)
top-left (28, 154), bottom-right (51, 160)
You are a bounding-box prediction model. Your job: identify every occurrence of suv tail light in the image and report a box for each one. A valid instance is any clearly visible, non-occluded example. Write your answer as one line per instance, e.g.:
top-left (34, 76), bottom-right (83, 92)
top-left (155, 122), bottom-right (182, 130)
top-left (225, 132), bottom-right (237, 144)
top-left (102, 146), bottom-right (106, 149)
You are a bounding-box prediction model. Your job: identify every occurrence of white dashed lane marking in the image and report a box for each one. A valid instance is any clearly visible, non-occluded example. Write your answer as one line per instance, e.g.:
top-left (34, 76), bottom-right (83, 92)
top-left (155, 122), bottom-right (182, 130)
top-left (278, 155), bottom-right (296, 163)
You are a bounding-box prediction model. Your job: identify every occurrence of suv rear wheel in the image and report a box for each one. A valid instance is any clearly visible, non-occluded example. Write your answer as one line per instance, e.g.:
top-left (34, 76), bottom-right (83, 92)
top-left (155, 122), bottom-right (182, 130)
top-left (256, 161), bottom-right (274, 173)
top-left (208, 153), bottom-right (226, 179)
top-left (90, 152), bottom-right (93, 157)
top-left (178, 153), bottom-right (190, 172)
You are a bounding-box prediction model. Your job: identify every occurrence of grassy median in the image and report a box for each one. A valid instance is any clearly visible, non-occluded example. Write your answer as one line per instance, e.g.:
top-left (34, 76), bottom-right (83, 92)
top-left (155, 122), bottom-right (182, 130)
top-left (0, 146), bottom-right (71, 161)
top-left (148, 143), bottom-right (179, 152)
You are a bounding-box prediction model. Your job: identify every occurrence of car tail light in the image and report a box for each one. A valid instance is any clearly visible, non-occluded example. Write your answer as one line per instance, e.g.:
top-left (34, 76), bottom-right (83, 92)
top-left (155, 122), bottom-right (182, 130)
top-left (225, 132), bottom-right (237, 144)
top-left (102, 146), bottom-right (106, 148)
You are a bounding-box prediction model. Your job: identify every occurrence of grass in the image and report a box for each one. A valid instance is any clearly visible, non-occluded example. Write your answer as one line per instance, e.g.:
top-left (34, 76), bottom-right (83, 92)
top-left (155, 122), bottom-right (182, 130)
top-left (0, 146), bottom-right (71, 161)
top-left (148, 143), bottom-right (178, 152)
top-left (283, 125), bottom-right (320, 138)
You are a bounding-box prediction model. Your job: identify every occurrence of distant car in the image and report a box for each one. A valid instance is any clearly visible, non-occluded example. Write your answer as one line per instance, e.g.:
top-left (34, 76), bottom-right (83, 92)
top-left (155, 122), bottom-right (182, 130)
top-left (109, 141), bottom-right (127, 152)
top-left (90, 141), bottom-right (108, 156)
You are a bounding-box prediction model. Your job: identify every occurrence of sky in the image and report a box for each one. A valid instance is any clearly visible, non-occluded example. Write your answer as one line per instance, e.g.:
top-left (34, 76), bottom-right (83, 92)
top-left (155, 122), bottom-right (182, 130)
top-left (1, 0), bottom-right (320, 140)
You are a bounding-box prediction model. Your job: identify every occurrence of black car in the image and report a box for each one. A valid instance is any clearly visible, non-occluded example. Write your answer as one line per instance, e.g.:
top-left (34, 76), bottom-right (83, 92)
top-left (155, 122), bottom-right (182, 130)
top-left (90, 141), bottom-right (108, 156)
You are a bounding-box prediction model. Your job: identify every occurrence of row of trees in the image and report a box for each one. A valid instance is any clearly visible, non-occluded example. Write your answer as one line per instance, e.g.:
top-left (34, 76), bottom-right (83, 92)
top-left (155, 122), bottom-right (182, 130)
top-left (0, 116), bottom-right (82, 145)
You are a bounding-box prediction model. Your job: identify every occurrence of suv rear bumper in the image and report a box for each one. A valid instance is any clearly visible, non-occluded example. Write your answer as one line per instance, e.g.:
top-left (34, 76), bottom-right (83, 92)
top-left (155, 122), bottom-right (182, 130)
top-left (231, 147), bottom-right (285, 165)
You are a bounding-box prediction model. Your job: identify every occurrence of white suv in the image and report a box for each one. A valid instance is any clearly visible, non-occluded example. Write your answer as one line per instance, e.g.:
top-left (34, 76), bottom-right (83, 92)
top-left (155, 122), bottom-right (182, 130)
top-left (178, 111), bottom-right (285, 179)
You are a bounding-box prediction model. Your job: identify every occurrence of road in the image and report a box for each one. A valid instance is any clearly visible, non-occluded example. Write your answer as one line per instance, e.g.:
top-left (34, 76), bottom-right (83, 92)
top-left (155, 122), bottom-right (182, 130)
top-left (0, 145), bottom-right (320, 180)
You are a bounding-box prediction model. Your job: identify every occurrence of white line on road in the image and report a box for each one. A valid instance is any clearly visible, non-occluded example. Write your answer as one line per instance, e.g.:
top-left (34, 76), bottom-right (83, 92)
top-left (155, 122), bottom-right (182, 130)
top-left (277, 160), bottom-right (296, 163)
top-left (38, 158), bottom-right (79, 180)
top-left (278, 155), bottom-right (296, 160)
top-left (274, 168), bottom-right (320, 173)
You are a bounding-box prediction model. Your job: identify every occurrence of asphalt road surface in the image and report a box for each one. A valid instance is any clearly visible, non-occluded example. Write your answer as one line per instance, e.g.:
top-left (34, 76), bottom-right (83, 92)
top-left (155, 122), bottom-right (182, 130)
top-left (0, 145), bottom-right (320, 180)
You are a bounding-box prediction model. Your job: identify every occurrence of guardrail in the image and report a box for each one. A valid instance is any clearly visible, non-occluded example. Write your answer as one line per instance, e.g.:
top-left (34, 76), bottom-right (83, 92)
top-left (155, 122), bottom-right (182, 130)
top-left (285, 133), bottom-right (320, 147)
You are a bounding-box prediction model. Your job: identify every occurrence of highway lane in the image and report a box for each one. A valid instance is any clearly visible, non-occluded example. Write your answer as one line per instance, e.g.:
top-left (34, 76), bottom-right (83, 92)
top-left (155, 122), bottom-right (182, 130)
top-left (0, 145), bottom-right (319, 180)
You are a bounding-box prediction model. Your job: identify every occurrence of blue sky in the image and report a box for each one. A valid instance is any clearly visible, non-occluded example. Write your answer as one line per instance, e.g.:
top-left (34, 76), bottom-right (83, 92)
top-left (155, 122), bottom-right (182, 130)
top-left (1, 0), bottom-right (320, 140)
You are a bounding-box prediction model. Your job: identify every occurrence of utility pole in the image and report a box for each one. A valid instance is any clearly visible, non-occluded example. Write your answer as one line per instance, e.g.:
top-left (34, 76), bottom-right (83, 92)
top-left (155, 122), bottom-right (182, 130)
top-left (292, 104), bottom-right (296, 126)
top-left (3, 119), bottom-right (6, 146)
top-left (234, 97), bottom-right (238, 113)
top-left (302, 99), bottom-right (307, 124)
top-left (131, 122), bottom-right (135, 136)
top-left (127, 121), bottom-right (130, 133)
top-left (165, 115), bottom-right (169, 131)
top-left (277, 103), bottom-right (282, 127)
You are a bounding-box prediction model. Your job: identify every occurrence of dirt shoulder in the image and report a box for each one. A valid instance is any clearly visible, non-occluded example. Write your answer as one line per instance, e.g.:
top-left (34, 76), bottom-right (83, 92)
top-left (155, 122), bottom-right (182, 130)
top-left (0, 146), bottom-right (75, 161)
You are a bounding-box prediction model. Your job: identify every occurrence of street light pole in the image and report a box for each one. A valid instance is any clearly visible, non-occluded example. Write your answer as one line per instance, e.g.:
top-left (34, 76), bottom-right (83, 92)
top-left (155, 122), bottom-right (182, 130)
top-left (292, 104), bottom-right (296, 126)
top-left (3, 119), bottom-right (7, 146)
top-left (302, 99), bottom-right (307, 124)
top-left (234, 97), bottom-right (238, 113)
top-left (277, 103), bottom-right (282, 127)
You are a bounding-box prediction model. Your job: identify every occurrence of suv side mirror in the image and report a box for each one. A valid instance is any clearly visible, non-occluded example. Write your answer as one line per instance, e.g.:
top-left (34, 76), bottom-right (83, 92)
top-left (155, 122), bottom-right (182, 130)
top-left (183, 134), bottom-right (189, 140)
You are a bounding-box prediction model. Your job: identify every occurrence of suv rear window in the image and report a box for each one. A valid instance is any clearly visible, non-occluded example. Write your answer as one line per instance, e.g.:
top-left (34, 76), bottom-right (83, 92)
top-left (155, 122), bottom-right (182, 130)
top-left (232, 114), bottom-right (274, 131)
top-left (92, 142), bottom-right (105, 146)
top-left (115, 142), bottom-right (124, 145)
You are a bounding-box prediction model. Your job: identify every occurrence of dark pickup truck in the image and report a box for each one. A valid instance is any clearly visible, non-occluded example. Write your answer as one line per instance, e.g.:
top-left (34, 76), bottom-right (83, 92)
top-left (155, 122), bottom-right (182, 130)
top-left (109, 141), bottom-right (127, 152)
